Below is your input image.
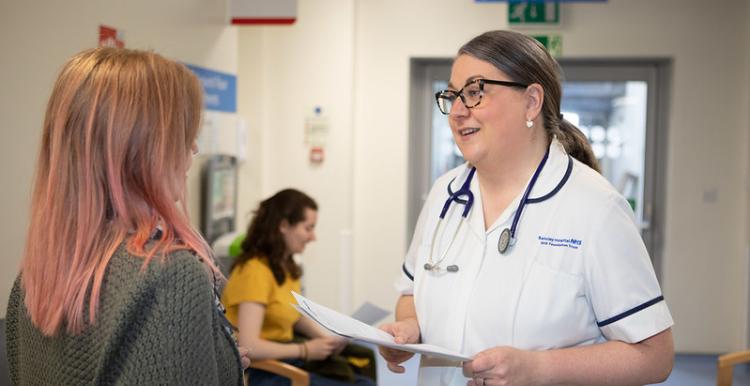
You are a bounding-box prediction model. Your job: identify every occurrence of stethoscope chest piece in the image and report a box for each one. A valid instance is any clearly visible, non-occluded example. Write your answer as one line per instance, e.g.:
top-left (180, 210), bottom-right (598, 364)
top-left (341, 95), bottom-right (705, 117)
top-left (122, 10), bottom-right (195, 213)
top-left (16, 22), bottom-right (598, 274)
top-left (423, 262), bottom-right (460, 273)
top-left (498, 228), bottom-right (511, 254)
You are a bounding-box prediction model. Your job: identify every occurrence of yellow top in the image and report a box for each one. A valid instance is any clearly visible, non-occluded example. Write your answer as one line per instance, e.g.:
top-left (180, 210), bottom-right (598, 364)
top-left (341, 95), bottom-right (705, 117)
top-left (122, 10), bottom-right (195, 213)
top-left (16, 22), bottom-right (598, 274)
top-left (221, 258), bottom-right (301, 342)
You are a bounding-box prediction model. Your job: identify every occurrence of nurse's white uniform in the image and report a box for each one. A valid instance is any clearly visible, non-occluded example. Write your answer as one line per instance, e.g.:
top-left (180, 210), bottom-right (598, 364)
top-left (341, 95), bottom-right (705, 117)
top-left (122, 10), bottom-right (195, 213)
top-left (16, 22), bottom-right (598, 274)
top-left (395, 139), bottom-right (673, 386)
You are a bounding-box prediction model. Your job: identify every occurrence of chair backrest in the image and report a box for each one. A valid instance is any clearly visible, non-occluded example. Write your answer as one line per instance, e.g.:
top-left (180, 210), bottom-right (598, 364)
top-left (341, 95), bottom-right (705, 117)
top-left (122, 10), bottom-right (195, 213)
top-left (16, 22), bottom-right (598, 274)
top-left (250, 360), bottom-right (309, 386)
top-left (717, 350), bottom-right (750, 386)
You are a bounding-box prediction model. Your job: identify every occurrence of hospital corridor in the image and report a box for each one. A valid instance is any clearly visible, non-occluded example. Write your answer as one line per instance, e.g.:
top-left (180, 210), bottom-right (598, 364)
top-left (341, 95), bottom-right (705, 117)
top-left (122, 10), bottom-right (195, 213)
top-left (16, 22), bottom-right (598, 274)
top-left (1, 0), bottom-right (749, 385)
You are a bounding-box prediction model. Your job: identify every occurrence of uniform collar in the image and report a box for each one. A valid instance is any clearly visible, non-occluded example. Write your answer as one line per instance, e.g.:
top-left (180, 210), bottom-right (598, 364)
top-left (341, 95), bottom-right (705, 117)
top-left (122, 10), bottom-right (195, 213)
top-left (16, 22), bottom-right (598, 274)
top-left (528, 137), bottom-right (571, 200)
top-left (464, 137), bottom-right (572, 238)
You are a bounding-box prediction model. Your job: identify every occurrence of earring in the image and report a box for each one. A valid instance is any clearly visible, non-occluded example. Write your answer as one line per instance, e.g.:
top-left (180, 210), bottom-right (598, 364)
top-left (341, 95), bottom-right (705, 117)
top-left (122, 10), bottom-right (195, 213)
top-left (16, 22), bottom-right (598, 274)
top-left (526, 120), bottom-right (533, 128)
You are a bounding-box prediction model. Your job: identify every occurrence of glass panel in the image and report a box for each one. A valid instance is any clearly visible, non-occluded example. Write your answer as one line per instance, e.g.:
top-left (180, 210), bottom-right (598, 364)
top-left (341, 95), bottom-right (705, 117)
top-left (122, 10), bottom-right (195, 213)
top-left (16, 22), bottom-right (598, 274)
top-left (561, 81), bottom-right (648, 227)
top-left (430, 80), bottom-right (464, 182)
top-left (427, 79), bottom-right (649, 229)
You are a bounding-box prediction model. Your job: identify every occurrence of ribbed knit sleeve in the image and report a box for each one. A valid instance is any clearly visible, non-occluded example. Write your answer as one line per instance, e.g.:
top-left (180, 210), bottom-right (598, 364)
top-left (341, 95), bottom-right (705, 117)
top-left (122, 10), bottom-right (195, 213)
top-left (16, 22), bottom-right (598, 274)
top-left (5, 246), bottom-right (243, 386)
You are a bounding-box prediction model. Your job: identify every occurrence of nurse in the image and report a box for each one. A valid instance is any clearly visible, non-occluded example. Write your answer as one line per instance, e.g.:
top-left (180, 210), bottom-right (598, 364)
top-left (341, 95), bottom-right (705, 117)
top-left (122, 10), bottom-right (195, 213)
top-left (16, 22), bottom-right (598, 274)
top-left (379, 30), bottom-right (674, 386)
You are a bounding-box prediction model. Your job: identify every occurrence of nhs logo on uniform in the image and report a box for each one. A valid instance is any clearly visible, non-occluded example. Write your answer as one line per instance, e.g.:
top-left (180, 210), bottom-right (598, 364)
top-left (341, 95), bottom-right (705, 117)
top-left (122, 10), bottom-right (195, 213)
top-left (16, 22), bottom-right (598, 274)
top-left (538, 235), bottom-right (583, 249)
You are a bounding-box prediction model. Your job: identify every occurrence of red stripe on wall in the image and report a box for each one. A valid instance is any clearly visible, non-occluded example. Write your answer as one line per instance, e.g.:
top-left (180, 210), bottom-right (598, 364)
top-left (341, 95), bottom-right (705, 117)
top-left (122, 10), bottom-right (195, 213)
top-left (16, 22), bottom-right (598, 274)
top-left (231, 18), bottom-right (296, 25)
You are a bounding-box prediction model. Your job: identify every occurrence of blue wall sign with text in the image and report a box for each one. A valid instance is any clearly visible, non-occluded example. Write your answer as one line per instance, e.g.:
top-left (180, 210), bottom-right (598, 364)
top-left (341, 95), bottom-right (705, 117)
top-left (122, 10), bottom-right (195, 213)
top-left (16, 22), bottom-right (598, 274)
top-left (185, 64), bottom-right (237, 113)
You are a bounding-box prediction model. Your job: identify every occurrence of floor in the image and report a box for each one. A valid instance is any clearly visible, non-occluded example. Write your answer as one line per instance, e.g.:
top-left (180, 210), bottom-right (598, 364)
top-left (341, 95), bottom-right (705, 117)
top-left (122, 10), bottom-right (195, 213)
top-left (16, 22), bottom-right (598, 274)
top-left (655, 354), bottom-right (750, 386)
top-left (375, 353), bottom-right (750, 386)
top-left (0, 335), bottom-right (747, 385)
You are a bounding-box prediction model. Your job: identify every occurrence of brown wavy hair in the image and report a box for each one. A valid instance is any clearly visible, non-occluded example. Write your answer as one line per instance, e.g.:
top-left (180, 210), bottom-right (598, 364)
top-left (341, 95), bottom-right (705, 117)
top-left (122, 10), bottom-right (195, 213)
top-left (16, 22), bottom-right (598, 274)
top-left (232, 189), bottom-right (317, 285)
top-left (458, 30), bottom-right (600, 172)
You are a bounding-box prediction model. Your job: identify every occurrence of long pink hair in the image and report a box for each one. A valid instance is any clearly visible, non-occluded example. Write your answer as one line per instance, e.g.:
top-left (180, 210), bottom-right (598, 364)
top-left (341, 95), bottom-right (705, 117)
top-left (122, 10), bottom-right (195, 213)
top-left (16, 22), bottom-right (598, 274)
top-left (21, 47), bottom-right (219, 336)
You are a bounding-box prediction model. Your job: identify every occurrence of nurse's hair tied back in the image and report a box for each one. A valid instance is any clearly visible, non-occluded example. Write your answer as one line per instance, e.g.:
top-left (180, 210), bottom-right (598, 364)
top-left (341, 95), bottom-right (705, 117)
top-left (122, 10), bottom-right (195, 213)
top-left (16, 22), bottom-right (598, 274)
top-left (458, 30), bottom-right (600, 172)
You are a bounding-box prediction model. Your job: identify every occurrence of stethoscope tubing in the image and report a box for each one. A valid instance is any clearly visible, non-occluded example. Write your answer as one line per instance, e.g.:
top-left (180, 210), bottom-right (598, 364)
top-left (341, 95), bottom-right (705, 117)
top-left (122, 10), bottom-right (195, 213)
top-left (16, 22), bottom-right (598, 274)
top-left (508, 148), bottom-right (550, 241)
top-left (427, 167), bottom-right (476, 272)
top-left (440, 167), bottom-right (475, 219)
top-left (426, 146), bottom-right (572, 272)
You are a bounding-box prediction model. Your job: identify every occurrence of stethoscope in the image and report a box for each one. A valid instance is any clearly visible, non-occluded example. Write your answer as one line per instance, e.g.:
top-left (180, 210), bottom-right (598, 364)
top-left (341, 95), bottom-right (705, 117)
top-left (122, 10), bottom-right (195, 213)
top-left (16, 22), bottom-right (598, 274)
top-left (423, 147), bottom-right (573, 273)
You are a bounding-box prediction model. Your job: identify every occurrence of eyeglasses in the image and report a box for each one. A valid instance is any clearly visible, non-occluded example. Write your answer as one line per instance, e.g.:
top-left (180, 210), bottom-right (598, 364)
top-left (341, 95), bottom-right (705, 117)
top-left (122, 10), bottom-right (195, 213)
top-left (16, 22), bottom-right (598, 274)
top-left (435, 78), bottom-right (529, 115)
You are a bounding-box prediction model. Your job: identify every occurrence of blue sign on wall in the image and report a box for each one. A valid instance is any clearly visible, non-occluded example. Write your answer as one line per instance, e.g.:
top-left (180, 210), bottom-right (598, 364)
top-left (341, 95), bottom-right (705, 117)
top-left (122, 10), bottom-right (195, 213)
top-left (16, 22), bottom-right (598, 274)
top-left (185, 64), bottom-right (237, 113)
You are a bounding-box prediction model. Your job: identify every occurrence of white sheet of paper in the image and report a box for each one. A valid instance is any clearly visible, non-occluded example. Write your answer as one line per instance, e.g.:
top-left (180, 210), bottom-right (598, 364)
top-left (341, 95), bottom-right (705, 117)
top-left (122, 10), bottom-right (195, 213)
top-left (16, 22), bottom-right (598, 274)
top-left (292, 291), bottom-right (470, 361)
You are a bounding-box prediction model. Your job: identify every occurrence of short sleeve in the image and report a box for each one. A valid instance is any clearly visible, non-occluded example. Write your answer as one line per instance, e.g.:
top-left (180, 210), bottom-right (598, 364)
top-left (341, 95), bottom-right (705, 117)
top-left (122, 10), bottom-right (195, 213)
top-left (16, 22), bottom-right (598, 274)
top-left (222, 260), bottom-right (274, 308)
top-left (584, 194), bottom-right (673, 343)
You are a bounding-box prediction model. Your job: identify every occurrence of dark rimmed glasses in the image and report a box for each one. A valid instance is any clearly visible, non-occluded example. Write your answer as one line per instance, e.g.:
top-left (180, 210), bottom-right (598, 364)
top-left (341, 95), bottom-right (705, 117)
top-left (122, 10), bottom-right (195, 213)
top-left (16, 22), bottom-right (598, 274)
top-left (435, 78), bottom-right (529, 115)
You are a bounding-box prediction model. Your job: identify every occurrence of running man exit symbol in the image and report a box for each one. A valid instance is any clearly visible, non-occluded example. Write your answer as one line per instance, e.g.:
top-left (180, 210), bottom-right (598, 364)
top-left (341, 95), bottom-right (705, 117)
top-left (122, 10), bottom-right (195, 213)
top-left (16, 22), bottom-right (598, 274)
top-left (508, 1), bottom-right (560, 25)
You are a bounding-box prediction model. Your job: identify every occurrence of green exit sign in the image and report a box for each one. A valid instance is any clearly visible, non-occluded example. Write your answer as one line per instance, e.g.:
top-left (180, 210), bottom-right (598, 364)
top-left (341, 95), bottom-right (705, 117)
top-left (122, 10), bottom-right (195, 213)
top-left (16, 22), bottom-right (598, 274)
top-left (532, 34), bottom-right (562, 57)
top-left (509, 1), bottom-right (560, 25)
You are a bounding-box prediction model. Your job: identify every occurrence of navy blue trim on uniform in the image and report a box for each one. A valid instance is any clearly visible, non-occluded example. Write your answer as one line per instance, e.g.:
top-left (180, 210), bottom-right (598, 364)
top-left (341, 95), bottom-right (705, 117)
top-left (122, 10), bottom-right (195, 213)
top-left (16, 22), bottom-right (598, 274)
top-left (527, 155), bottom-right (573, 204)
top-left (597, 295), bottom-right (665, 328)
top-left (448, 157), bottom-right (573, 206)
top-left (402, 263), bottom-right (414, 281)
top-left (446, 177), bottom-right (469, 205)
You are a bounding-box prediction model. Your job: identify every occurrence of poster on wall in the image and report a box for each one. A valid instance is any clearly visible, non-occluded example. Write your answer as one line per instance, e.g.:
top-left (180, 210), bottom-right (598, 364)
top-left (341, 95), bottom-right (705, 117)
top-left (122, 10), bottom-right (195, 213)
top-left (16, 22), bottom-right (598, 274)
top-left (184, 64), bottom-right (237, 113)
top-left (184, 64), bottom-right (240, 157)
top-left (210, 167), bottom-right (237, 220)
top-left (201, 155), bottom-right (238, 244)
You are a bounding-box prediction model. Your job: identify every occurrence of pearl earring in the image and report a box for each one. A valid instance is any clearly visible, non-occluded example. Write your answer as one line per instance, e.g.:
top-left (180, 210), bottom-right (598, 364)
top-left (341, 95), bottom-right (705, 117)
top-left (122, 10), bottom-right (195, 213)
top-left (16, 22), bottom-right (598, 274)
top-left (526, 120), bottom-right (533, 128)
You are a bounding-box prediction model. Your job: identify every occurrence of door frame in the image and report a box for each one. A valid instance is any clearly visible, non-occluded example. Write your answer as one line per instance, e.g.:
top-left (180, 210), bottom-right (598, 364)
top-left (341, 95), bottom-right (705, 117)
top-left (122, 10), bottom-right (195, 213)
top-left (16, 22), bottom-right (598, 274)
top-left (407, 58), bottom-right (452, 243)
top-left (558, 58), bottom-right (672, 280)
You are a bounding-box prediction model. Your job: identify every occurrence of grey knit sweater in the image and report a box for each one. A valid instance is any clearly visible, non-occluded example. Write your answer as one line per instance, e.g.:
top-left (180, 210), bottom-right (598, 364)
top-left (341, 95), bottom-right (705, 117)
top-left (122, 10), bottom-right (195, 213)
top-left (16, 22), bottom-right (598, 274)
top-left (6, 245), bottom-right (243, 385)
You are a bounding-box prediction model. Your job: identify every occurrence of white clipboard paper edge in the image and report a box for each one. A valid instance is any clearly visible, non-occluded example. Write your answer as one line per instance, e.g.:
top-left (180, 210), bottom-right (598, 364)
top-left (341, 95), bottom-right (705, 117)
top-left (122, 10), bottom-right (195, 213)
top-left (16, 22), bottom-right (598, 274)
top-left (291, 291), bottom-right (470, 362)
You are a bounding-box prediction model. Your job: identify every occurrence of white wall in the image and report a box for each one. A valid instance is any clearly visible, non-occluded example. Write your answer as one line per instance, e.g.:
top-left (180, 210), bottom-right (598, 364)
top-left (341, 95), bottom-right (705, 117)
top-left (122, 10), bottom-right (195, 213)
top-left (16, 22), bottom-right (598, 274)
top-left (235, 31), bottom-right (265, 238)
top-left (238, 0), bottom-right (750, 353)
top-left (352, 0), bottom-right (510, 317)
top-left (560, 0), bottom-right (750, 354)
top-left (0, 0), bottom-right (238, 316)
top-left (236, 0), bottom-right (356, 311)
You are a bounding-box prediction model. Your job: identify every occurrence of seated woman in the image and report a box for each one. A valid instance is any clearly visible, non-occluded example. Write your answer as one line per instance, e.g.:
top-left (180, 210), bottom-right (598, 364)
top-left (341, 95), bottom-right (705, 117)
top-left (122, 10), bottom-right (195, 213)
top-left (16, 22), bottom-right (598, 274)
top-left (222, 189), bottom-right (376, 386)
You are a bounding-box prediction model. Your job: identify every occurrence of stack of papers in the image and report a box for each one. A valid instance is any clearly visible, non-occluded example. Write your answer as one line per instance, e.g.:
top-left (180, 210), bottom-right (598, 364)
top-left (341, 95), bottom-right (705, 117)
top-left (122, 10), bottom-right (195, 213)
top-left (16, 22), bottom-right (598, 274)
top-left (291, 291), bottom-right (470, 361)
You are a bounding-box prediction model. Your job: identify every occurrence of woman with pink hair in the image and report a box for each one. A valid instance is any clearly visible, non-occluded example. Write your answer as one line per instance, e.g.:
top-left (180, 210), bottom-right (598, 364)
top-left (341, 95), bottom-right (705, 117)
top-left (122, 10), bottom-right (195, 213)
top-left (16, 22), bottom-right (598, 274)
top-left (6, 47), bottom-right (248, 385)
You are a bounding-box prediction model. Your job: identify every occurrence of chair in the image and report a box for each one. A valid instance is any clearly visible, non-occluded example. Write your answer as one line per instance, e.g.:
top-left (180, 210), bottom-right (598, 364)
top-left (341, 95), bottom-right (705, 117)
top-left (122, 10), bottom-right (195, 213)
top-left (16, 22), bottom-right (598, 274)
top-left (246, 360), bottom-right (310, 386)
top-left (717, 350), bottom-right (750, 386)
